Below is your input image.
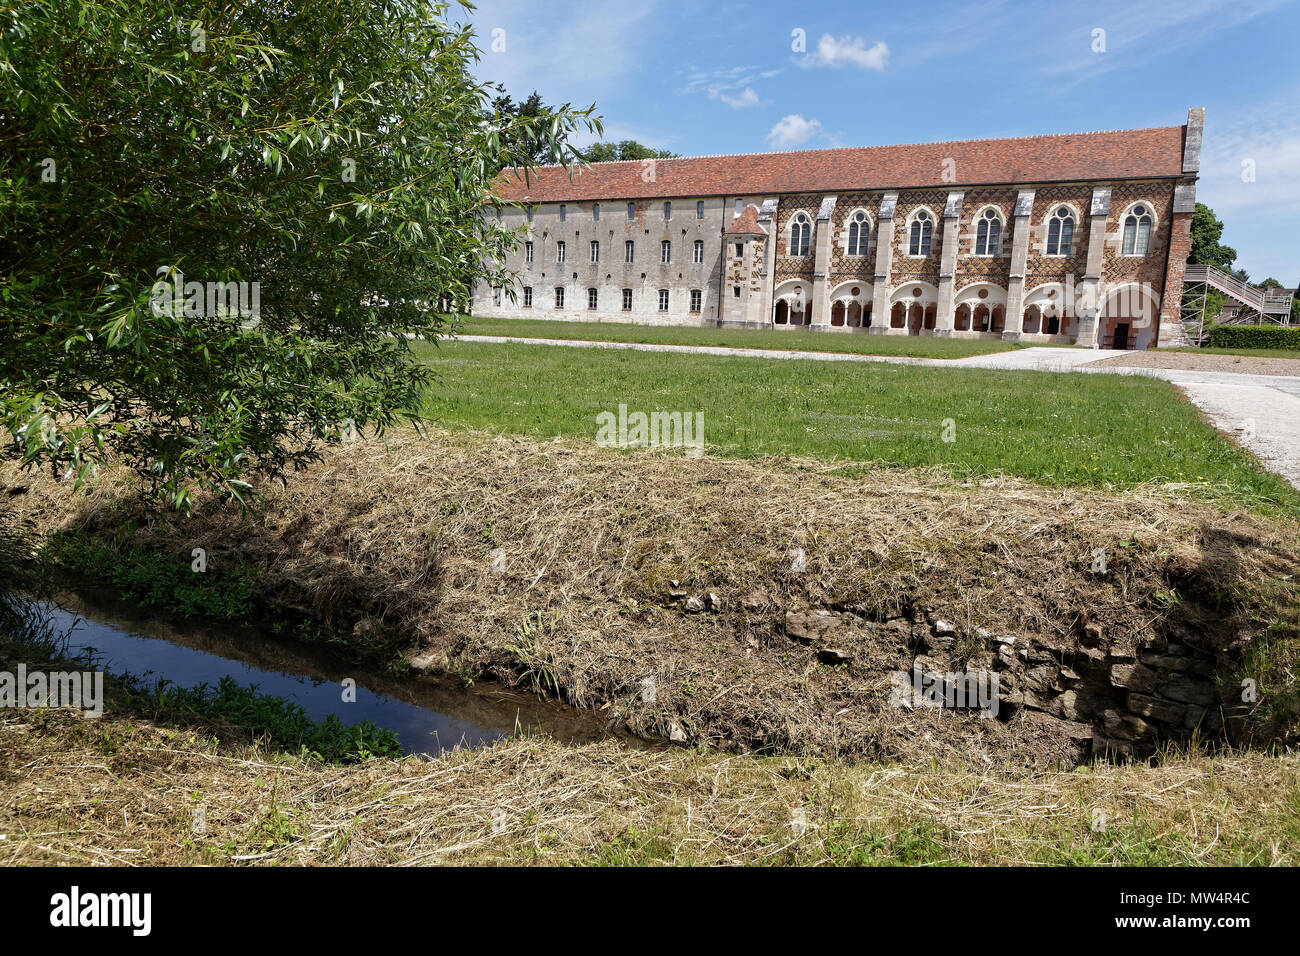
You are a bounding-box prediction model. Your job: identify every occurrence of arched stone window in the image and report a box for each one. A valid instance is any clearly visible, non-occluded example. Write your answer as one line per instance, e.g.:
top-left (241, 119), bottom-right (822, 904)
top-left (908, 209), bottom-right (934, 256)
top-left (955, 303), bottom-right (972, 332)
top-left (1022, 304), bottom-right (1041, 335)
top-left (1122, 204), bottom-right (1153, 256)
top-left (1046, 206), bottom-right (1075, 256)
top-left (789, 213), bottom-right (811, 257)
top-left (974, 208), bottom-right (1002, 256)
top-left (1023, 284), bottom-right (1071, 336)
top-left (847, 210), bottom-right (871, 256)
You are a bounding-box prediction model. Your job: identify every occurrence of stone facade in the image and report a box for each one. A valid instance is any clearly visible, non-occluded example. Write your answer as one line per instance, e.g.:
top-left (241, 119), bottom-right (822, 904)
top-left (479, 110), bottom-right (1204, 350)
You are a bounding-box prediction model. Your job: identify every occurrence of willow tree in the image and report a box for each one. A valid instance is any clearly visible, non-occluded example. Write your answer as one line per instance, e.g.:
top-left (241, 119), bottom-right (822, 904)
top-left (0, 0), bottom-right (597, 510)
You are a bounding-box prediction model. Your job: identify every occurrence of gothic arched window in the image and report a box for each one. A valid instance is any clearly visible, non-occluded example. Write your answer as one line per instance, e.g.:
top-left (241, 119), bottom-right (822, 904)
top-left (974, 208), bottom-right (1002, 256)
top-left (1122, 204), bottom-right (1153, 256)
top-left (790, 213), bottom-right (811, 257)
top-left (908, 209), bottom-right (933, 256)
top-left (848, 210), bottom-right (870, 256)
top-left (1046, 207), bottom-right (1074, 256)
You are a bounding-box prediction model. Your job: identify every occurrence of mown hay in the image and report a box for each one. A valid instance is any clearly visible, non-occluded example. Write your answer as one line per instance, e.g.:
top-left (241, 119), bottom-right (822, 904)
top-left (6, 428), bottom-right (1300, 766)
top-left (2, 710), bottom-right (1297, 866)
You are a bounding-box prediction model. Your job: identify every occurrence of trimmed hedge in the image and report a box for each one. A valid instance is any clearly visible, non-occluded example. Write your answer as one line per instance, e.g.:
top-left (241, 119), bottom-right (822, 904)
top-left (1205, 324), bottom-right (1300, 351)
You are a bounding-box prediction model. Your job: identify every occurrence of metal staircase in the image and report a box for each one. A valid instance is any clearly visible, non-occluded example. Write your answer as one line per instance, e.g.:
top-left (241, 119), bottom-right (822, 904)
top-left (1181, 264), bottom-right (1294, 345)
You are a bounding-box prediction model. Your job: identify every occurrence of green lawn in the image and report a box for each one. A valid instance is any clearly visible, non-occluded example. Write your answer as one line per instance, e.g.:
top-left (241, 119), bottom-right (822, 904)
top-left (453, 315), bottom-right (1022, 359)
top-left (414, 339), bottom-right (1300, 511)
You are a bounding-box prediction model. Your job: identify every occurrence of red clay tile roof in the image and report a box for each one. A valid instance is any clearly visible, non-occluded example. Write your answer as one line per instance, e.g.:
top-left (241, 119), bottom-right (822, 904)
top-left (723, 204), bottom-right (766, 236)
top-left (496, 125), bottom-right (1187, 202)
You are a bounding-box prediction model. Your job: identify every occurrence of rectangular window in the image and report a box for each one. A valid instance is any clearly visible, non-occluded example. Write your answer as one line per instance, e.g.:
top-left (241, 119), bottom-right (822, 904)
top-left (492, 287), bottom-right (502, 307)
top-left (556, 240), bottom-right (565, 264)
top-left (555, 287), bottom-right (564, 308)
top-left (658, 289), bottom-right (669, 311)
top-left (587, 288), bottom-right (598, 310)
top-left (735, 242), bottom-right (744, 257)
top-left (661, 240), bottom-right (671, 263)
top-left (523, 286), bottom-right (533, 308)
top-left (590, 240), bottom-right (599, 263)
top-left (663, 201), bottom-right (671, 220)
top-left (627, 202), bottom-right (635, 220)
top-left (690, 289), bottom-right (702, 312)
top-left (559, 203), bottom-right (566, 222)
top-left (696, 200), bottom-right (704, 219)
top-left (734, 198), bottom-right (743, 217)
top-left (693, 240), bottom-right (704, 264)
top-left (733, 285), bottom-right (741, 298)
top-left (622, 288), bottom-right (632, 310)
top-left (592, 202), bottom-right (600, 221)
top-left (625, 240), bottom-right (634, 262)
top-left (527, 204), bottom-right (534, 222)
top-left (525, 241), bottom-right (534, 264)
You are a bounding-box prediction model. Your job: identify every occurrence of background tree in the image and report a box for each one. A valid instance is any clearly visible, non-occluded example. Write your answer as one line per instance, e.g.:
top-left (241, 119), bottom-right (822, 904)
top-left (1186, 202), bottom-right (1238, 320)
top-left (488, 87), bottom-right (575, 169)
top-left (0, 0), bottom-right (598, 510)
top-left (1188, 202), bottom-right (1237, 270)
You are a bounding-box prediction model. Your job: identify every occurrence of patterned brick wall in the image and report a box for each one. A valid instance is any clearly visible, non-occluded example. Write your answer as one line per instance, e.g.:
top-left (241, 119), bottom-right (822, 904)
top-left (1099, 181), bottom-right (1174, 288)
top-left (774, 195), bottom-right (821, 281)
top-left (954, 187), bottom-right (1016, 291)
top-left (1023, 184), bottom-right (1092, 294)
top-left (828, 190), bottom-right (884, 282)
top-left (891, 189), bottom-right (948, 283)
top-left (725, 236), bottom-right (764, 295)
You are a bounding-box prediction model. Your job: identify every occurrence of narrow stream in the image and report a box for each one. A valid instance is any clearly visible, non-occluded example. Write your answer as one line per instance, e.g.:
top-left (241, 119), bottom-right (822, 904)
top-left (21, 590), bottom-right (617, 757)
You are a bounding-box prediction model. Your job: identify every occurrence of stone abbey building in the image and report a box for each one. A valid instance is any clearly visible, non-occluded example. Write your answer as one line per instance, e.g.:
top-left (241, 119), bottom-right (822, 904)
top-left (478, 108), bottom-right (1203, 349)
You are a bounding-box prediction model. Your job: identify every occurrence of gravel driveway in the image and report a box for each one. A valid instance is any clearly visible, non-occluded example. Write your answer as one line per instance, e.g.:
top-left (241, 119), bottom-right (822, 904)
top-left (1091, 350), bottom-right (1300, 378)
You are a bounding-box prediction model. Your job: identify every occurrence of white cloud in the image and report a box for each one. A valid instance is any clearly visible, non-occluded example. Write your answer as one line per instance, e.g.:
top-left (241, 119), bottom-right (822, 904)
top-left (804, 35), bottom-right (890, 70)
top-left (467, 1), bottom-right (661, 103)
top-left (767, 114), bottom-right (822, 149)
top-left (718, 86), bottom-right (761, 109)
top-left (1196, 95), bottom-right (1300, 280)
top-left (679, 66), bottom-right (775, 108)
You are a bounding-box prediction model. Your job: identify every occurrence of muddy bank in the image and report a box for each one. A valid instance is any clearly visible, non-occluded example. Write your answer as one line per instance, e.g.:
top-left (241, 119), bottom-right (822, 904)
top-left (6, 429), bottom-right (1300, 767)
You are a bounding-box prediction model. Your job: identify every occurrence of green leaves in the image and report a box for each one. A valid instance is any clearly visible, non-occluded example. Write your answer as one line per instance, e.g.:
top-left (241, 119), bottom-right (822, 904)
top-left (1, 0), bottom-right (597, 512)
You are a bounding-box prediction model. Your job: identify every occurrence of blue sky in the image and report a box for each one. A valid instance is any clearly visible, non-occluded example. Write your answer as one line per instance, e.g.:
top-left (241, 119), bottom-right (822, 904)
top-left (463, 0), bottom-right (1300, 282)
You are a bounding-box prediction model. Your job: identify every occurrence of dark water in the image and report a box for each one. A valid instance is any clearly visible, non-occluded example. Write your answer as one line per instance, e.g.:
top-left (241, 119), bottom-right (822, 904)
top-left (26, 591), bottom-right (613, 757)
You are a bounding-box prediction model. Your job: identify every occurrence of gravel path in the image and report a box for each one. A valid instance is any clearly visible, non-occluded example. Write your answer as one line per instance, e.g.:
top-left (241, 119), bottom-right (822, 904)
top-left (1158, 381), bottom-right (1300, 488)
top-left (1091, 350), bottom-right (1300, 377)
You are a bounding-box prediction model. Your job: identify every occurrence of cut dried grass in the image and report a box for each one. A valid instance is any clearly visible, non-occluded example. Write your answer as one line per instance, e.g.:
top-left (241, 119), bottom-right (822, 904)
top-left (2, 710), bottom-right (1297, 866)
top-left (6, 428), bottom-right (1300, 765)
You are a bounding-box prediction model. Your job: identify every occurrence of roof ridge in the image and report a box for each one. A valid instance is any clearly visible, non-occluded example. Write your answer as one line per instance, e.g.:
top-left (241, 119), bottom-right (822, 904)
top-left (518, 124), bottom-right (1186, 174)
